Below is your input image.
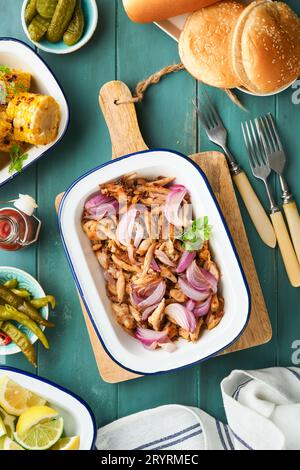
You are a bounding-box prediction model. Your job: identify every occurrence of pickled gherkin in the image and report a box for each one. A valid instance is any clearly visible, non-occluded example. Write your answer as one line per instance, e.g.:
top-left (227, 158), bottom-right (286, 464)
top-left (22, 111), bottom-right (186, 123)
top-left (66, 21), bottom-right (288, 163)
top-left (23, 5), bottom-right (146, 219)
top-left (47, 0), bottom-right (76, 43)
top-left (28, 15), bottom-right (51, 42)
top-left (63, 0), bottom-right (84, 46)
top-left (36, 0), bottom-right (59, 19)
top-left (25, 0), bottom-right (37, 24)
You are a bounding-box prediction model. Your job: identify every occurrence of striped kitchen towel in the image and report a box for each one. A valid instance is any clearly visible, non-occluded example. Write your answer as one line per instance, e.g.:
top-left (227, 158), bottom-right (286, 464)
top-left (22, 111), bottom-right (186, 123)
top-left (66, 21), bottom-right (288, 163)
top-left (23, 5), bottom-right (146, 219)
top-left (96, 367), bottom-right (300, 450)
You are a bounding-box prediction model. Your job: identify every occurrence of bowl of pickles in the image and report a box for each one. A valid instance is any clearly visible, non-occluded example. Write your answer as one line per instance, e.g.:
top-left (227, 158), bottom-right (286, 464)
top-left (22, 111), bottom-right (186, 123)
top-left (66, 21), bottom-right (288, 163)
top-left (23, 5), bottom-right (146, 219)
top-left (0, 267), bottom-right (56, 367)
top-left (21, 0), bottom-right (98, 54)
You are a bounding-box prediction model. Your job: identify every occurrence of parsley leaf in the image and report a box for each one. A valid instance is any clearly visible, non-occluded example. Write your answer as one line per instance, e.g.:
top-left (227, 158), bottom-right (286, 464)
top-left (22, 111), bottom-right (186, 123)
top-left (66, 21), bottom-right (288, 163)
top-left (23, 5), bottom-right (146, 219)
top-left (9, 145), bottom-right (28, 174)
top-left (181, 216), bottom-right (212, 252)
top-left (0, 65), bottom-right (11, 75)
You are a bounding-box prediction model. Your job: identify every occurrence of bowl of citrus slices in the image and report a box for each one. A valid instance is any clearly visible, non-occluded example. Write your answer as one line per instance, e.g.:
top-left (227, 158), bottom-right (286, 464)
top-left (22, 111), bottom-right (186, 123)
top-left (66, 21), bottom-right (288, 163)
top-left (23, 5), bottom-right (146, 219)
top-left (0, 367), bottom-right (96, 450)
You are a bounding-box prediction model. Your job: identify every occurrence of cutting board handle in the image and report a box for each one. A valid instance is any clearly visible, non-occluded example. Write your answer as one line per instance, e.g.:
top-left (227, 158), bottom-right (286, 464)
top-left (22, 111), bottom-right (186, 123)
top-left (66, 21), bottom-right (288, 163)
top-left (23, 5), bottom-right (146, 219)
top-left (99, 81), bottom-right (148, 159)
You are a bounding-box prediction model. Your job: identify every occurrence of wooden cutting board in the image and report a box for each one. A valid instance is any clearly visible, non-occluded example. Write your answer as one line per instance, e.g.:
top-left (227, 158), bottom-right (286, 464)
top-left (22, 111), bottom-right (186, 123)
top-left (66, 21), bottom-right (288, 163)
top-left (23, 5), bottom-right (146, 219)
top-left (55, 81), bottom-right (272, 383)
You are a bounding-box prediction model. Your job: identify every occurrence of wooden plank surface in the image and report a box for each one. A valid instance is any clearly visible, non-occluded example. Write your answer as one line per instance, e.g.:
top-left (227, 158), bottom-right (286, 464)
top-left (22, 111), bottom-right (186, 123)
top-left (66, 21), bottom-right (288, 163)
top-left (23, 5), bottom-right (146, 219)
top-left (0, 0), bottom-right (299, 429)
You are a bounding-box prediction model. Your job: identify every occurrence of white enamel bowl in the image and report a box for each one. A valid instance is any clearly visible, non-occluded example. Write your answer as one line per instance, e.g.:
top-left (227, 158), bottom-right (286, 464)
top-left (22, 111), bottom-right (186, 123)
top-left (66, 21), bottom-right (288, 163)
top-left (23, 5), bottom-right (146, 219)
top-left (59, 150), bottom-right (251, 375)
top-left (0, 366), bottom-right (96, 449)
top-left (0, 38), bottom-right (69, 187)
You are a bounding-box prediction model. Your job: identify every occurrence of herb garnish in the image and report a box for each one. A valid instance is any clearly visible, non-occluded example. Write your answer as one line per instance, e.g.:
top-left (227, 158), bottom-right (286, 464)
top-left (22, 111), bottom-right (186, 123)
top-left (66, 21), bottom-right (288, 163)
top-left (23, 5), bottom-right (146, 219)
top-left (0, 65), bottom-right (12, 75)
top-left (9, 145), bottom-right (28, 174)
top-left (181, 216), bottom-right (212, 252)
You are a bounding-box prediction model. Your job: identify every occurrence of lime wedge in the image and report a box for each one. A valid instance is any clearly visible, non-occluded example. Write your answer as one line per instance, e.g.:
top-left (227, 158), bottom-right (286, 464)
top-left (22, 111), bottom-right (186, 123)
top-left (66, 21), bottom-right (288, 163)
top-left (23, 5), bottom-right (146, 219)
top-left (0, 416), bottom-right (6, 437)
top-left (14, 417), bottom-right (64, 450)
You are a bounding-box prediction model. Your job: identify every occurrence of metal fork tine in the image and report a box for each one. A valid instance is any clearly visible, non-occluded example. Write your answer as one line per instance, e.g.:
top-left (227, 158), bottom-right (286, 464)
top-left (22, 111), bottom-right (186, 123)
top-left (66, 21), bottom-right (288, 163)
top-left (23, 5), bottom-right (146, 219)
top-left (258, 117), bottom-right (272, 156)
top-left (255, 118), bottom-right (269, 166)
top-left (192, 98), bottom-right (210, 130)
top-left (242, 122), bottom-right (256, 170)
top-left (263, 114), bottom-right (277, 152)
top-left (202, 90), bottom-right (220, 128)
top-left (250, 120), bottom-right (264, 166)
top-left (267, 113), bottom-right (283, 151)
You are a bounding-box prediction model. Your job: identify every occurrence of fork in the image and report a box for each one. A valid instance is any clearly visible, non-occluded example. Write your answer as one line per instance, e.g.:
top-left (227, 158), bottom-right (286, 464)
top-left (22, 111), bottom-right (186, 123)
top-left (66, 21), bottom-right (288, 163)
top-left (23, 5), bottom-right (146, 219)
top-left (193, 94), bottom-right (276, 249)
top-left (258, 113), bottom-right (300, 264)
top-left (242, 119), bottom-right (300, 287)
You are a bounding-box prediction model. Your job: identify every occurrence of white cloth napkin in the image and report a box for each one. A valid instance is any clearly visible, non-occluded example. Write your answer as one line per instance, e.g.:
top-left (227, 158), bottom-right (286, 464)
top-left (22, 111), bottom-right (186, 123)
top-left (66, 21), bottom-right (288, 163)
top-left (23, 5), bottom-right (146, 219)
top-left (97, 367), bottom-right (300, 450)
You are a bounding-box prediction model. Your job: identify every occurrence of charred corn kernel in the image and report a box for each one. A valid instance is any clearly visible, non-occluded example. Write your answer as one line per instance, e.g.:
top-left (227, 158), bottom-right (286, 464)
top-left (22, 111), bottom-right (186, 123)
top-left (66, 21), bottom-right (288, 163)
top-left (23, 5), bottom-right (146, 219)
top-left (0, 112), bottom-right (20, 153)
top-left (0, 114), bottom-right (11, 140)
top-left (0, 69), bottom-right (31, 103)
top-left (25, 0), bottom-right (37, 24)
top-left (28, 15), bottom-right (51, 42)
top-left (7, 92), bottom-right (60, 146)
top-left (47, 0), bottom-right (76, 43)
top-left (63, 0), bottom-right (84, 46)
top-left (37, 0), bottom-right (59, 19)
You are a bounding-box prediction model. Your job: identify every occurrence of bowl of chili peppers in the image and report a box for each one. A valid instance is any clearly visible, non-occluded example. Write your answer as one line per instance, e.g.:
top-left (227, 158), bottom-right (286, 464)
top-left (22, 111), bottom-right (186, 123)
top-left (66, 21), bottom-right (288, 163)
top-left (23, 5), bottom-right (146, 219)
top-left (0, 267), bottom-right (56, 367)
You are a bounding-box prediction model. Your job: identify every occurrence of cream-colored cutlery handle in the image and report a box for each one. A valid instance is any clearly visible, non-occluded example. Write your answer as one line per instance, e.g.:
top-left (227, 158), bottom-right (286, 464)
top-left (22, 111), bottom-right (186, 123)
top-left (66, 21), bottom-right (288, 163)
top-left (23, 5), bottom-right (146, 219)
top-left (233, 171), bottom-right (276, 248)
top-left (270, 211), bottom-right (300, 287)
top-left (283, 201), bottom-right (300, 265)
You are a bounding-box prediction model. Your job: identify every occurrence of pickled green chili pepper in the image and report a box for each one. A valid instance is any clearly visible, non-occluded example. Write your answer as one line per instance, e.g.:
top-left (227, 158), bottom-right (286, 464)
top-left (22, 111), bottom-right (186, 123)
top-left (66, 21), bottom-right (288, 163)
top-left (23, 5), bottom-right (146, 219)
top-left (47, 0), bottom-right (76, 43)
top-left (0, 305), bottom-right (49, 349)
top-left (37, 0), bottom-right (59, 18)
top-left (63, 0), bottom-right (84, 46)
top-left (0, 321), bottom-right (37, 367)
top-left (31, 295), bottom-right (56, 310)
top-left (25, 0), bottom-right (37, 24)
top-left (11, 289), bottom-right (31, 299)
top-left (0, 285), bottom-right (54, 328)
top-left (28, 15), bottom-right (51, 42)
top-left (3, 279), bottom-right (18, 289)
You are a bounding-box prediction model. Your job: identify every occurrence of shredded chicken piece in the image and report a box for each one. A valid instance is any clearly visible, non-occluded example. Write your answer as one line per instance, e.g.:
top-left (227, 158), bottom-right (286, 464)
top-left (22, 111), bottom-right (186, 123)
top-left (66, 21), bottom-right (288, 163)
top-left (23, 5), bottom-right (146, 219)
top-left (142, 242), bottom-right (156, 275)
top-left (111, 254), bottom-right (141, 273)
top-left (190, 318), bottom-right (204, 342)
top-left (96, 251), bottom-right (109, 270)
top-left (148, 299), bottom-right (165, 331)
top-left (137, 239), bottom-right (152, 256)
top-left (204, 260), bottom-right (220, 281)
top-left (112, 303), bottom-right (136, 330)
top-left (116, 272), bottom-right (125, 303)
top-left (169, 289), bottom-right (186, 303)
top-left (83, 221), bottom-right (98, 241)
top-left (129, 305), bottom-right (141, 323)
top-left (160, 266), bottom-right (177, 283)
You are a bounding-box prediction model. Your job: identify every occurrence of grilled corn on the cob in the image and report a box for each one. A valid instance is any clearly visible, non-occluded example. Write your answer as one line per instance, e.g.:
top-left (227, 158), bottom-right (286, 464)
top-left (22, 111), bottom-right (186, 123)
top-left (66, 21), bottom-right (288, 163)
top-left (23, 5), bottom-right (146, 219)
top-left (7, 92), bottom-right (60, 145)
top-left (0, 69), bottom-right (31, 103)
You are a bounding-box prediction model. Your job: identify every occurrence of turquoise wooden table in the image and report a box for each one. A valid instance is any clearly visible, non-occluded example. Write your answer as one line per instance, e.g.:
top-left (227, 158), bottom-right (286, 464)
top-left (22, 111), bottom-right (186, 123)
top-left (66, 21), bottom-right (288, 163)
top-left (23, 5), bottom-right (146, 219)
top-left (1, 0), bottom-right (300, 429)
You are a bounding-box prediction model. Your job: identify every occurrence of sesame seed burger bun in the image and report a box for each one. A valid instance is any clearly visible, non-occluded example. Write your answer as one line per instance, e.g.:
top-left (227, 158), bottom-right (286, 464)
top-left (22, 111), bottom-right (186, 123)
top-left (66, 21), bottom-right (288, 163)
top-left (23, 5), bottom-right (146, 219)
top-left (231, 1), bottom-right (300, 94)
top-left (179, 1), bottom-right (245, 89)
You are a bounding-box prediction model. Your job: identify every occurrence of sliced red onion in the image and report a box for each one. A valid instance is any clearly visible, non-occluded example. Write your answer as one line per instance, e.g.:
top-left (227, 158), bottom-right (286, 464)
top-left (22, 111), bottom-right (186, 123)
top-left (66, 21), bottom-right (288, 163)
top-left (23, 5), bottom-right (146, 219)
top-left (165, 303), bottom-right (197, 333)
top-left (194, 296), bottom-right (212, 317)
top-left (155, 250), bottom-right (175, 267)
top-left (164, 185), bottom-right (188, 227)
top-left (135, 327), bottom-right (170, 350)
top-left (178, 277), bottom-right (210, 302)
top-left (85, 193), bottom-right (114, 210)
top-left (138, 281), bottom-right (166, 309)
top-left (134, 222), bottom-right (145, 248)
top-left (141, 303), bottom-right (160, 321)
top-left (176, 251), bottom-right (196, 273)
top-left (130, 289), bottom-right (145, 306)
top-left (150, 258), bottom-right (161, 272)
top-left (187, 261), bottom-right (210, 291)
top-left (116, 207), bottom-right (137, 246)
top-left (87, 201), bottom-right (118, 220)
top-left (201, 268), bottom-right (218, 294)
top-left (186, 299), bottom-right (196, 311)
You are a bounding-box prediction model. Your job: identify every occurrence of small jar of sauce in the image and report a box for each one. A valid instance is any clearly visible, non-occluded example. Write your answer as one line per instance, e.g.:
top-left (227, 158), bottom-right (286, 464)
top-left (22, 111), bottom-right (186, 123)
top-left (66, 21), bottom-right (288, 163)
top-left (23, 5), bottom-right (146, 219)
top-left (0, 195), bottom-right (41, 251)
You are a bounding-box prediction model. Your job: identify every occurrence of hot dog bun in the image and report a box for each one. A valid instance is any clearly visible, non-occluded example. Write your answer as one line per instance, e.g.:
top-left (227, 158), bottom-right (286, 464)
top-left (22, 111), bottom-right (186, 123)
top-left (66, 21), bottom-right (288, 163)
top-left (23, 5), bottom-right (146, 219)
top-left (122, 0), bottom-right (220, 24)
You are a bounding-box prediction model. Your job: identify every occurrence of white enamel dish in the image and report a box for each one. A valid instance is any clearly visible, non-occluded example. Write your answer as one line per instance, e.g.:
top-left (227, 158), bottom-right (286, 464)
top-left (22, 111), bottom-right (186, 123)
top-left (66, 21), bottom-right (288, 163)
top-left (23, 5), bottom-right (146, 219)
top-left (59, 149), bottom-right (251, 375)
top-left (0, 366), bottom-right (96, 450)
top-left (0, 38), bottom-right (69, 187)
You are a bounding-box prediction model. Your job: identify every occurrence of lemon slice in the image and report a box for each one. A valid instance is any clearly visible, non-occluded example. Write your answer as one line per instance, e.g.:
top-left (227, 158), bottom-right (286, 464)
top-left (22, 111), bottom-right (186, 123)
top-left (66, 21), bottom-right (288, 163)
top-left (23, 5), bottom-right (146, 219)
top-left (51, 436), bottom-right (80, 450)
top-left (0, 416), bottom-right (6, 437)
top-left (0, 376), bottom-right (46, 416)
top-left (0, 435), bottom-right (24, 450)
top-left (14, 416), bottom-right (64, 450)
top-left (17, 406), bottom-right (59, 434)
top-left (0, 407), bottom-right (16, 439)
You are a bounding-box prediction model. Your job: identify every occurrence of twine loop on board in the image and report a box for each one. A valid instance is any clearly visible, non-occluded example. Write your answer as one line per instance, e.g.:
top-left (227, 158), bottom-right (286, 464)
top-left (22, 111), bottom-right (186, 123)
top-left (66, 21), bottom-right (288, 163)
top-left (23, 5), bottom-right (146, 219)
top-left (115, 62), bottom-right (245, 110)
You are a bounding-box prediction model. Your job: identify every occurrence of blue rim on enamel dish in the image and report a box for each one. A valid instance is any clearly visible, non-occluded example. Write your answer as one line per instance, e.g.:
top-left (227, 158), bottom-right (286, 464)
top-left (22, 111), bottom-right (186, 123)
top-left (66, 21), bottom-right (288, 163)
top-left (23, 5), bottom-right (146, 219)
top-left (0, 365), bottom-right (97, 449)
top-left (0, 267), bottom-right (49, 355)
top-left (58, 149), bottom-right (251, 376)
top-left (0, 37), bottom-right (70, 188)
